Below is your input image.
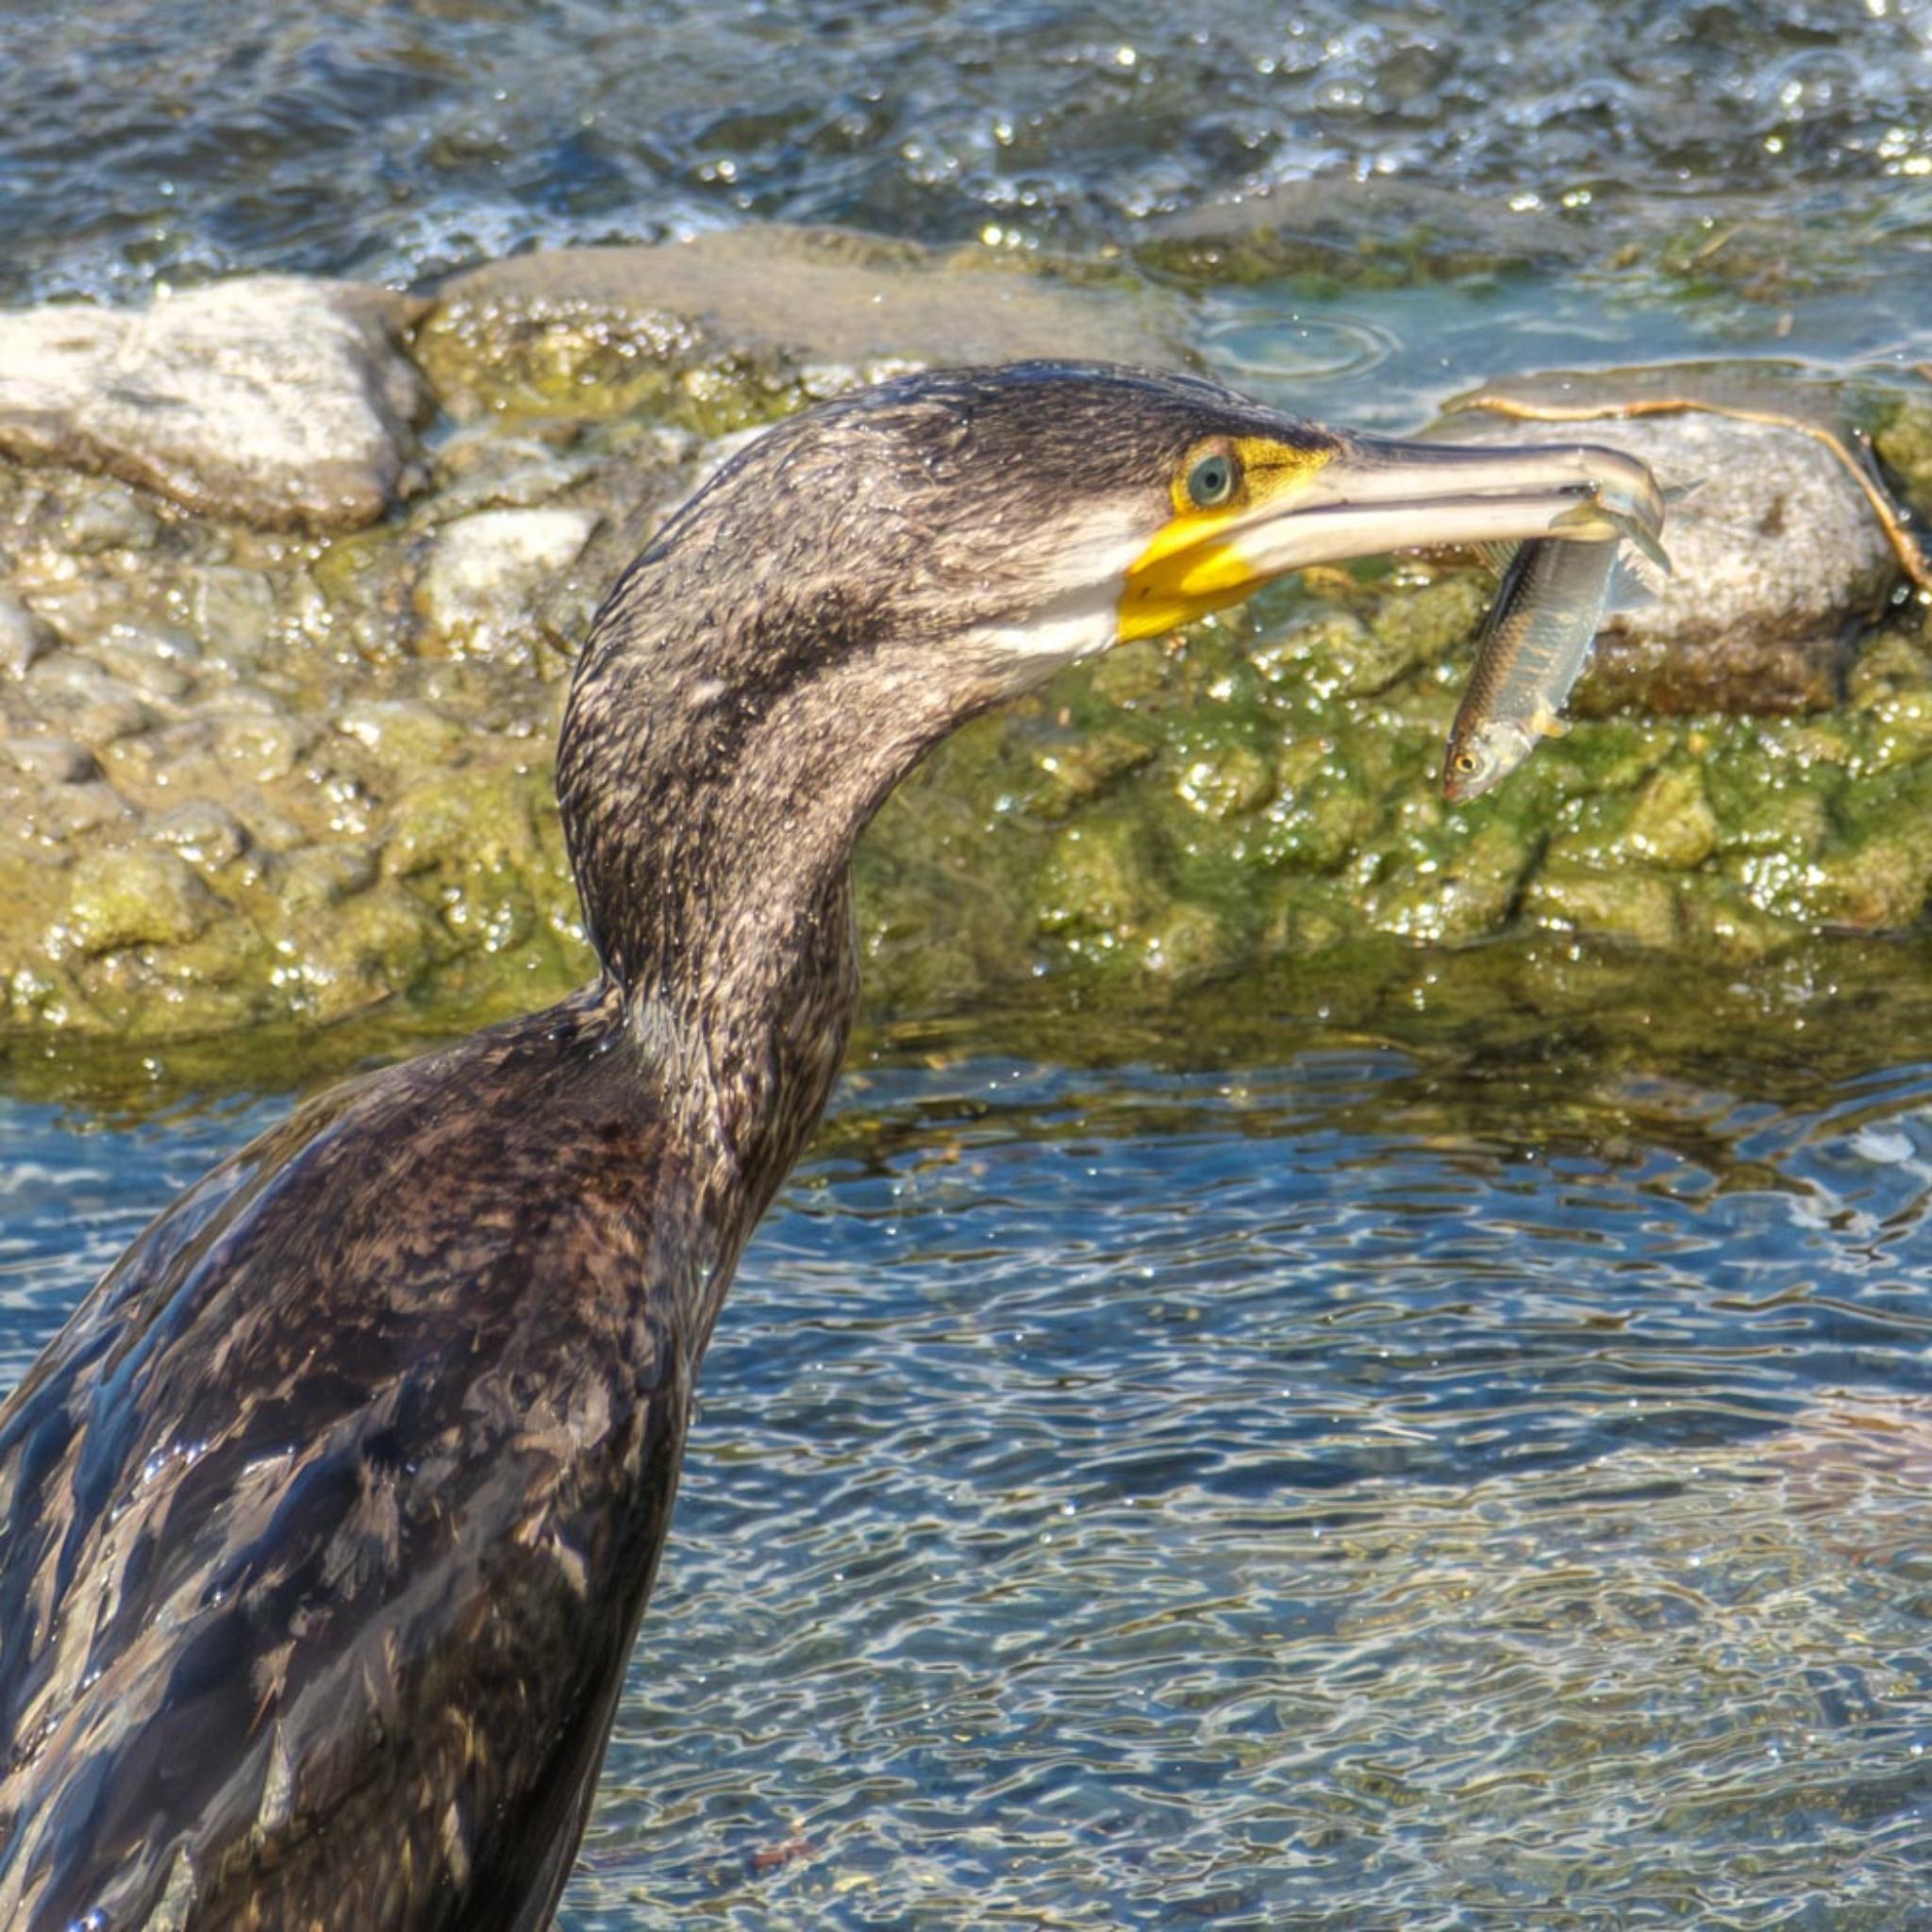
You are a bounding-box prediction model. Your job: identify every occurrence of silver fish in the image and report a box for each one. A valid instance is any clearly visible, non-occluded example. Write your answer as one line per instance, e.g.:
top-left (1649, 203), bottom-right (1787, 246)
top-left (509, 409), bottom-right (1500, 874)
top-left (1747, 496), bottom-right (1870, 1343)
top-left (1441, 535), bottom-right (1620, 802)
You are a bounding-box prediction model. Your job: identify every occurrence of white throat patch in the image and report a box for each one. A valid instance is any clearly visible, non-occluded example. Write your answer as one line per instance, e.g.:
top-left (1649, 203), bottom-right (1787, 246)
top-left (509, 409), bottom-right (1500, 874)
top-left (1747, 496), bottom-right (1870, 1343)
top-left (961, 514), bottom-right (1148, 670)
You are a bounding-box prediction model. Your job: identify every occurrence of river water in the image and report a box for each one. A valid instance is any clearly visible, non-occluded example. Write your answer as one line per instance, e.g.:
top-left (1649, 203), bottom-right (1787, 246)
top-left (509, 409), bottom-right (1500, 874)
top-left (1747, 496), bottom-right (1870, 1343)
top-left (2, 2), bottom-right (1930, 1925)
top-left (4, 948), bottom-right (1929, 1926)
top-left (1, 0), bottom-right (1930, 308)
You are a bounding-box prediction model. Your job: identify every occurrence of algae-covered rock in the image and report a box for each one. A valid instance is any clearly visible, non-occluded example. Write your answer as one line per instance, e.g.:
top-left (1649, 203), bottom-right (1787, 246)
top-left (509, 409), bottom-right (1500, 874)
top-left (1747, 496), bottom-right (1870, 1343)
top-left (1871, 392), bottom-right (1932, 517)
top-left (1522, 868), bottom-right (1683, 950)
top-left (149, 801), bottom-right (249, 874)
top-left (58, 848), bottom-right (213, 955)
top-left (1038, 816), bottom-right (1171, 943)
top-left (419, 228), bottom-right (1187, 431)
top-left (0, 251), bottom-right (1926, 1045)
top-left (281, 883), bottom-right (452, 1026)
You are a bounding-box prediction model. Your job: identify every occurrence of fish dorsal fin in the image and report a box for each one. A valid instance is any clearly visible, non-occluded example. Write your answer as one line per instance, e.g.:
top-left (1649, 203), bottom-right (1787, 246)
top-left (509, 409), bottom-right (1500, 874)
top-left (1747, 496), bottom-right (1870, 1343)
top-left (1612, 537), bottom-right (1669, 602)
top-left (1474, 541), bottom-right (1520, 578)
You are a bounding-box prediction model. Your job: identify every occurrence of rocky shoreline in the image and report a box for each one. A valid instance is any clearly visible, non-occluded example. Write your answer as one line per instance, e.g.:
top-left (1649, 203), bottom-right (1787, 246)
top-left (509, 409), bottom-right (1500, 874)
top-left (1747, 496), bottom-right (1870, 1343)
top-left (0, 226), bottom-right (1926, 1041)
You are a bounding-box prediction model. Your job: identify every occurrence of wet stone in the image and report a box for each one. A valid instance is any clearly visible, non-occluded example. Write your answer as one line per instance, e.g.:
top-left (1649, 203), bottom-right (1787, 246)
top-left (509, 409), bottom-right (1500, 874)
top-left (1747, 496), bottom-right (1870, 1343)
top-left (0, 591), bottom-right (55, 677)
top-left (209, 707), bottom-right (310, 784)
top-left (1024, 727), bottom-right (1159, 821)
top-left (1176, 742), bottom-right (1275, 820)
top-left (149, 801), bottom-right (249, 872)
top-left (1523, 868), bottom-right (1683, 949)
top-left (60, 479), bottom-right (159, 554)
top-left (1089, 640), bottom-right (1167, 706)
top-left (380, 769), bottom-right (540, 878)
top-left (335, 697), bottom-right (470, 768)
top-left (1616, 766), bottom-right (1721, 871)
top-left (1141, 898), bottom-right (1248, 985)
top-left (59, 848), bottom-right (213, 955)
top-left (422, 231), bottom-right (1186, 425)
top-left (1038, 817), bottom-right (1169, 938)
top-left (24, 655), bottom-right (158, 748)
top-left (433, 433), bottom-right (597, 517)
top-left (282, 882), bottom-right (446, 1023)
top-left (27, 780), bottom-right (134, 845)
top-left (187, 568), bottom-right (277, 666)
top-left (277, 844), bottom-right (377, 912)
top-left (1, 736), bottom-right (97, 785)
top-left (90, 621), bottom-right (202, 699)
top-left (415, 508), bottom-right (600, 655)
top-left (0, 276), bottom-right (430, 531)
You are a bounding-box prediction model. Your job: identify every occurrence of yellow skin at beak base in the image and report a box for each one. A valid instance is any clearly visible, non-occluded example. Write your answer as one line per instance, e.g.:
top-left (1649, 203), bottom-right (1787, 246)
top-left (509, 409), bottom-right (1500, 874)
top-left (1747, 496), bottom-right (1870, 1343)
top-left (1117, 438), bottom-right (1336, 643)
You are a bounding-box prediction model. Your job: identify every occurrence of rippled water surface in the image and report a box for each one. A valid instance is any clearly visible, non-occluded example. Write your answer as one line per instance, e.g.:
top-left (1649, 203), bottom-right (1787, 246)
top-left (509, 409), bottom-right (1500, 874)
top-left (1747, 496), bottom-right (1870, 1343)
top-left (2, 0), bottom-right (1930, 307)
top-left (5, 956), bottom-right (1929, 1926)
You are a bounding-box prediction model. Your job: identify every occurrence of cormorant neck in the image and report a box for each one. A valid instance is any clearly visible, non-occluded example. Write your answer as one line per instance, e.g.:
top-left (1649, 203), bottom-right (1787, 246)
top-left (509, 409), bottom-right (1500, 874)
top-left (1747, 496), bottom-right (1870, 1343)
top-left (557, 581), bottom-right (1007, 1187)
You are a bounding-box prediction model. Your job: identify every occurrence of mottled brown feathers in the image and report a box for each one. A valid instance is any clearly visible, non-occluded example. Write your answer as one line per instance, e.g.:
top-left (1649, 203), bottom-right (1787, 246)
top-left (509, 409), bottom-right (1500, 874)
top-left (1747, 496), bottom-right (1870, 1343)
top-left (0, 987), bottom-right (704, 1927)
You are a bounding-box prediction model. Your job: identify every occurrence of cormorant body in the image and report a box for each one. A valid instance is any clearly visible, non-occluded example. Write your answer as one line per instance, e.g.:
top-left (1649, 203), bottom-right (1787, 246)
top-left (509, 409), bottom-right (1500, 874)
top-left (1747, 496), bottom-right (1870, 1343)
top-left (0, 363), bottom-right (1660, 1927)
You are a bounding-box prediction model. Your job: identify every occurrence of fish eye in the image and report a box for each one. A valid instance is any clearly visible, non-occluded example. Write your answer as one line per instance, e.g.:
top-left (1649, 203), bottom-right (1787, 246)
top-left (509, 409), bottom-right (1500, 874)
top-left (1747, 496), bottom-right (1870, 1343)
top-left (1453, 749), bottom-right (1480, 774)
top-left (1186, 451), bottom-right (1239, 509)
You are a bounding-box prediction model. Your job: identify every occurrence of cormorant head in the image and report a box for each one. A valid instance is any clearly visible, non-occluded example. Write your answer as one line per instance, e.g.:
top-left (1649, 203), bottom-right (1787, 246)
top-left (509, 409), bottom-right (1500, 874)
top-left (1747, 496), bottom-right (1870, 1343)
top-left (608, 359), bottom-right (1659, 700)
top-left (565, 361), bottom-right (1659, 992)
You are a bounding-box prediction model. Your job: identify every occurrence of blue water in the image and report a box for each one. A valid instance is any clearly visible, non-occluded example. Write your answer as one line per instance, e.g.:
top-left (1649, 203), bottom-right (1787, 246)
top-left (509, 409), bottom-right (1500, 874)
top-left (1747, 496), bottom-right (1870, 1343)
top-left (7, 993), bottom-right (1928, 1924)
top-left (1, 0), bottom-right (1928, 309)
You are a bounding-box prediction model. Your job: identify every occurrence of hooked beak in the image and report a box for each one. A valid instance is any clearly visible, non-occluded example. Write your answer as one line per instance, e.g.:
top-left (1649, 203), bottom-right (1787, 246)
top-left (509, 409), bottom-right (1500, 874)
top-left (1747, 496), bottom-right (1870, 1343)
top-left (1119, 429), bottom-right (1664, 641)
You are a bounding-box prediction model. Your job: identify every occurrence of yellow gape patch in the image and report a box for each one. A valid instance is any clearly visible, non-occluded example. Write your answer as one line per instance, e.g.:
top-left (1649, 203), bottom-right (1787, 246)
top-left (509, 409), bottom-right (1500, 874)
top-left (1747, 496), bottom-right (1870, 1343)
top-left (1118, 435), bottom-right (1336, 641)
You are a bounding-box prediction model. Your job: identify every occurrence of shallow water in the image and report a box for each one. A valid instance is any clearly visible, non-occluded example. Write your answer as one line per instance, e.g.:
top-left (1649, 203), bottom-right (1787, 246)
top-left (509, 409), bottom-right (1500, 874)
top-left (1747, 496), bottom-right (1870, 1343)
top-left (2, 0), bottom-right (1929, 321)
top-left (5, 956), bottom-right (1928, 1926)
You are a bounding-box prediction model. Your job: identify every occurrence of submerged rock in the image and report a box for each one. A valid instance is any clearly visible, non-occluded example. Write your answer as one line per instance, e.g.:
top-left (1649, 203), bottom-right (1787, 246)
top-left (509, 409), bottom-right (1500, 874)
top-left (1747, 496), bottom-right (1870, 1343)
top-left (0, 251), bottom-right (1924, 1041)
top-left (0, 277), bottom-right (430, 531)
top-left (418, 226), bottom-right (1188, 430)
top-left (1137, 176), bottom-right (1592, 290)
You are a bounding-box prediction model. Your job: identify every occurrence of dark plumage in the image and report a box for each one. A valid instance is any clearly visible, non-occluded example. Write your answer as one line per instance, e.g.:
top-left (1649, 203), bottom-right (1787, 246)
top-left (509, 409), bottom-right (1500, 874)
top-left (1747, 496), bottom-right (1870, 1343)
top-left (0, 363), bottom-right (1657, 1928)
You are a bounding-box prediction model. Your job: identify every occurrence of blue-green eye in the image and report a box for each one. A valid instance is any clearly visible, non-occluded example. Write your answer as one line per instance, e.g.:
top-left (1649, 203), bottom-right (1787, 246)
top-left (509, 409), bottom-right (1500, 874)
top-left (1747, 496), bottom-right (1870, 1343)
top-left (1186, 451), bottom-right (1238, 508)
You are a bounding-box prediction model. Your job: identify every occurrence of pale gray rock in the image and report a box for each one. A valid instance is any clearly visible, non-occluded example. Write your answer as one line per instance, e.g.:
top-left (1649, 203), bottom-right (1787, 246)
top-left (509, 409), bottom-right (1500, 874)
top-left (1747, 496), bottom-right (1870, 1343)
top-left (427, 227), bottom-right (1187, 386)
top-left (415, 507), bottom-right (600, 654)
top-left (1439, 409), bottom-right (1899, 713)
top-left (0, 276), bottom-right (430, 531)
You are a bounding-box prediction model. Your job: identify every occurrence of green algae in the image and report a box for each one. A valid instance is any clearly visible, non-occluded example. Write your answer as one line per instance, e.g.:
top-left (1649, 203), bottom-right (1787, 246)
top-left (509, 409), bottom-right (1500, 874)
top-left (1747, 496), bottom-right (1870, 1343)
top-left (10, 924), bottom-right (1931, 1137)
top-left (58, 848), bottom-right (214, 955)
top-left (0, 257), bottom-right (1928, 1047)
top-left (0, 536), bottom-right (1925, 1046)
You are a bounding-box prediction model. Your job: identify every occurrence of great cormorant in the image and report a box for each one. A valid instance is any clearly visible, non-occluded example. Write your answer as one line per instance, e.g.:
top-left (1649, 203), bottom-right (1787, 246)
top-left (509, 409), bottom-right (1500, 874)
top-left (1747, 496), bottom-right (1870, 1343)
top-left (0, 362), bottom-right (1659, 1928)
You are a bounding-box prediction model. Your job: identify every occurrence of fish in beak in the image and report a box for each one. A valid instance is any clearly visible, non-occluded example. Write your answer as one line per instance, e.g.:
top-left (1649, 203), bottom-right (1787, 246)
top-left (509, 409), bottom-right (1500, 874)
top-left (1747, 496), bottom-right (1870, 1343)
top-left (1120, 426), bottom-right (1665, 642)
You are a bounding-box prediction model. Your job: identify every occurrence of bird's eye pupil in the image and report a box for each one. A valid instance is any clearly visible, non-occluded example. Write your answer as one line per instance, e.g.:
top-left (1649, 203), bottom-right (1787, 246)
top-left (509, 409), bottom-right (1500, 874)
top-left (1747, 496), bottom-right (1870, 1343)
top-left (1187, 454), bottom-right (1235, 508)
